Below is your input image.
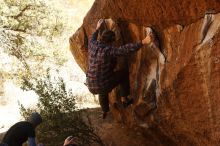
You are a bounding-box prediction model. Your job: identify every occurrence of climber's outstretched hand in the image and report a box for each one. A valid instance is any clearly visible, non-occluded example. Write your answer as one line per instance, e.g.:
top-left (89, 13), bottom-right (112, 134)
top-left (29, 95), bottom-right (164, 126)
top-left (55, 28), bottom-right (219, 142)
top-left (142, 34), bottom-right (152, 45)
top-left (142, 27), bottom-right (157, 45)
top-left (96, 19), bottom-right (104, 30)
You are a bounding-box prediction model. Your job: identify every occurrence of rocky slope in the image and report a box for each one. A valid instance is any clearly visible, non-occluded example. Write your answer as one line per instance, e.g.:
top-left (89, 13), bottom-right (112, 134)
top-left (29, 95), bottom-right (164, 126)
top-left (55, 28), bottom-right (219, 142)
top-left (70, 0), bottom-right (220, 145)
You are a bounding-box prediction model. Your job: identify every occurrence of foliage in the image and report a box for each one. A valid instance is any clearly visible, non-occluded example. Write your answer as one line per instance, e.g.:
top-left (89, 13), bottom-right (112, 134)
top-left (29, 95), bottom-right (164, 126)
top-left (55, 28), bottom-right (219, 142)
top-left (1, 1), bottom-right (101, 144)
top-left (20, 71), bottom-right (104, 146)
top-left (0, 0), bottom-right (70, 84)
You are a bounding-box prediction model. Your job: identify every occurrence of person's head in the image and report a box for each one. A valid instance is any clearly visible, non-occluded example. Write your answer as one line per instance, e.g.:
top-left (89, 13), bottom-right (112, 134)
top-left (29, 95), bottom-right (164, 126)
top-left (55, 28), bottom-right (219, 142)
top-left (28, 112), bottom-right (42, 128)
top-left (100, 29), bottom-right (115, 44)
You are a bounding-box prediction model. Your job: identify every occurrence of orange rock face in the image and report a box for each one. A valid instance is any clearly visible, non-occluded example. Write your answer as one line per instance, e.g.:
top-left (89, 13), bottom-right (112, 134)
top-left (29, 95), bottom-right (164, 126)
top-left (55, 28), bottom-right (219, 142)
top-left (70, 1), bottom-right (220, 145)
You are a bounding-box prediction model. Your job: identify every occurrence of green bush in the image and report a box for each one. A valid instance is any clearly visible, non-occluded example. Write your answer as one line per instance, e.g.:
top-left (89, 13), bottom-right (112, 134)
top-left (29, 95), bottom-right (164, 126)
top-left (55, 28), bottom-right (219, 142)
top-left (20, 71), bottom-right (104, 146)
top-left (0, 0), bottom-right (69, 85)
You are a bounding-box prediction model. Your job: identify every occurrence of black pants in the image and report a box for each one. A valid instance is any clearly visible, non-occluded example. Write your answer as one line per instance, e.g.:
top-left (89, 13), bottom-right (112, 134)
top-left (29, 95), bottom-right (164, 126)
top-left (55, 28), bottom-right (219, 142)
top-left (99, 70), bottom-right (130, 112)
top-left (0, 143), bottom-right (8, 146)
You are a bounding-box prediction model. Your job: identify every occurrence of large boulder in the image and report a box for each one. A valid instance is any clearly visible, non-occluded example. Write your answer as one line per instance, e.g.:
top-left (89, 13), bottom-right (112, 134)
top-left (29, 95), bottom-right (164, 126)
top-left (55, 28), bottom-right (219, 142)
top-left (70, 1), bottom-right (220, 145)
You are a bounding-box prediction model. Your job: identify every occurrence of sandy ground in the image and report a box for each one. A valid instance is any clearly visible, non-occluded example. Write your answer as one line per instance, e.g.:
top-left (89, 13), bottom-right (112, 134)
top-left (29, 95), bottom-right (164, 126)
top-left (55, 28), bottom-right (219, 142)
top-left (81, 108), bottom-right (156, 146)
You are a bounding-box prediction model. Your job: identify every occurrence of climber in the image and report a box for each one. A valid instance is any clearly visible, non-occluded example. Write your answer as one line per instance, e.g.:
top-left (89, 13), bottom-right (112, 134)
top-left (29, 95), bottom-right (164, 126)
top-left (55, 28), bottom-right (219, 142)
top-left (87, 19), bottom-right (157, 119)
top-left (0, 112), bottom-right (43, 146)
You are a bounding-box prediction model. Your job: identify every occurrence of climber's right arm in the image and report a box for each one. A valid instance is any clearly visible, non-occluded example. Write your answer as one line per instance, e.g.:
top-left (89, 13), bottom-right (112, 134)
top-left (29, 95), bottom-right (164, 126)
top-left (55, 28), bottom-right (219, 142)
top-left (90, 29), bottom-right (99, 42)
top-left (106, 42), bottom-right (143, 57)
top-left (90, 19), bottom-right (105, 42)
top-left (105, 30), bottom-right (154, 56)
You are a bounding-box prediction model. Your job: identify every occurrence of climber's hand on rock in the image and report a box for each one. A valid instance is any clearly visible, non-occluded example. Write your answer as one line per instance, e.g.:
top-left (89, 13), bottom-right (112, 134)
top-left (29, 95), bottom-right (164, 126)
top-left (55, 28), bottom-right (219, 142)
top-left (142, 33), bottom-right (154, 45)
top-left (96, 19), bottom-right (104, 30)
top-left (142, 27), bottom-right (156, 45)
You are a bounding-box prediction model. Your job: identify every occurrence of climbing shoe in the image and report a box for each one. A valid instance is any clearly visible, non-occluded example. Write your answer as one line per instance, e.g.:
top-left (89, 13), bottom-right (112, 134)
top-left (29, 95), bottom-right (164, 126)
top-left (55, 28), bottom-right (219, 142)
top-left (121, 97), bottom-right (134, 108)
top-left (113, 102), bottom-right (119, 109)
top-left (102, 112), bottom-right (108, 119)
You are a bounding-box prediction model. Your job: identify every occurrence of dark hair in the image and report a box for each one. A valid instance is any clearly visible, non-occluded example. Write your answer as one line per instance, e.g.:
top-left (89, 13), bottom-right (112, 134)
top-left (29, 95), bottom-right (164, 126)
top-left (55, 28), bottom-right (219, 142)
top-left (100, 30), bottom-right (115, 43)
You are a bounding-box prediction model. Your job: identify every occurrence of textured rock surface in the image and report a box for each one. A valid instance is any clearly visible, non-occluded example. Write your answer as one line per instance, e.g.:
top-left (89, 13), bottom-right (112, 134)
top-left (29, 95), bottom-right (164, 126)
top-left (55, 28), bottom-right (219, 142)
top-left (70, 1), bottom-right (220, 145)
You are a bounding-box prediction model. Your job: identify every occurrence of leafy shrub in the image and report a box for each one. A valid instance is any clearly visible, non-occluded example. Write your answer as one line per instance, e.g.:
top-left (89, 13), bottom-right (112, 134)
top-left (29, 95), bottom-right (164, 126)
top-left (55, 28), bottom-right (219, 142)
top-left (20, 71), bottom-right (104, 146)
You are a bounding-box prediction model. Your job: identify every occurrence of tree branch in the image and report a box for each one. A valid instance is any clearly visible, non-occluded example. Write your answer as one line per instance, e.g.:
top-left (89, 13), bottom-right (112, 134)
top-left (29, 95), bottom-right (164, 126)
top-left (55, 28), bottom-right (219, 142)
top-left (12, 4), bottom-right (32, 19)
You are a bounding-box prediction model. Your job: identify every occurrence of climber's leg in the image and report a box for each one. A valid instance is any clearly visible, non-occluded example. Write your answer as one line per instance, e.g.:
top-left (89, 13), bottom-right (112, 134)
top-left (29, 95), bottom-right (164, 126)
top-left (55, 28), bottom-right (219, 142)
top-left (98, 69), bottom-right (130, 119)
top-left (118, 70), bottom-right (133, 107)
top-left (98, 92), bottom-right (109, 119)
top-left (111, 69), bottom-right (133, 108)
